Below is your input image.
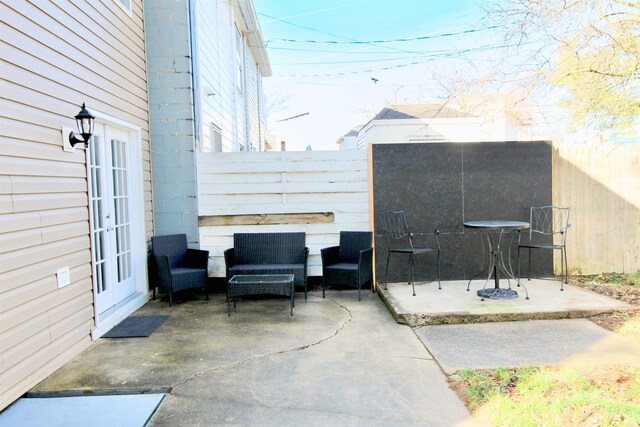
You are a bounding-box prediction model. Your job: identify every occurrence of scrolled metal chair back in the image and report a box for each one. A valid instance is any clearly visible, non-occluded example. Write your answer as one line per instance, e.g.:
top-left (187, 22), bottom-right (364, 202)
top-left (530, 206), bottom-right (571, 242)
top-left (381, 210), bottom-right (414, 249)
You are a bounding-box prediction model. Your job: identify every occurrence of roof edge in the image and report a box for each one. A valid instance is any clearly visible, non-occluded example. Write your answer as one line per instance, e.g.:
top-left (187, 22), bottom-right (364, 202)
top-left (234, 0), bottom-right (272, 76)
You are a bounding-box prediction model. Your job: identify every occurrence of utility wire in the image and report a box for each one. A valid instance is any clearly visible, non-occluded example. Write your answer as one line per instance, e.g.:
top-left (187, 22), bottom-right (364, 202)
top-left (266, 26), bottom-right (499, 45)
top-left (272, 44), bottom-right (521, 75)
top-left (264, 46), bottom-right (463, 55)
top-left (257, 12), bottom-right (429, 56)
top-left (271, 44), bottom-right (501, 66)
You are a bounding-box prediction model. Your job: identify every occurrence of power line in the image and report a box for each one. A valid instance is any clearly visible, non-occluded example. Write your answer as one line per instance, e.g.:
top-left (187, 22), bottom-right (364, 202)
top-left (271, 44), bottom-right (501, 66)
top-left (264, 46), bottom-right (461, 55)
top-left (260, 0), bottom-right (375, 24)
top-left (257, 12), bottom-right (426, 56)
top-left (266, 26), bottom-right (499, 45)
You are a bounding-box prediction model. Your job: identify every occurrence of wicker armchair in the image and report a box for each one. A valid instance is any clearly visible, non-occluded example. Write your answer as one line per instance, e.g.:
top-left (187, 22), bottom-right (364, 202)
top-left (151, 234), bottom-right (209, 306)
top-left (321, 231), bottom-right (373, 301)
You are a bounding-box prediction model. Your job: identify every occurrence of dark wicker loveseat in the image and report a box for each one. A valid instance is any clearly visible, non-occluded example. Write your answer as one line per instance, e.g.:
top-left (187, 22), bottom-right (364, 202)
top-left (224, 232), bottom-right (309, 299)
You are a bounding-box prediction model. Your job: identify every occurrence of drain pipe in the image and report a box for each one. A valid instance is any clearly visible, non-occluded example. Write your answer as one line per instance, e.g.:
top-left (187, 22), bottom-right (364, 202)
top-left (187, 0), bottom-right (201, 246)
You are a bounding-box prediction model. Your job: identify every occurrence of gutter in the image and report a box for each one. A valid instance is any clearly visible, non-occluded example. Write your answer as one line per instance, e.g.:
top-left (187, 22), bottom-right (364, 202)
top-left (235, 0), bottom-right (272, 76)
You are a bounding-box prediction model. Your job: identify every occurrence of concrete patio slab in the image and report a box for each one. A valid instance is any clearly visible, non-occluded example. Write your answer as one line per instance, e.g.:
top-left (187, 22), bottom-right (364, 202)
top-left (30, 291), bottom-right (470, 427)
top-left (414, 319), bottom-right (640, 374)
top-left (379, 279), bottom-right (634, 326)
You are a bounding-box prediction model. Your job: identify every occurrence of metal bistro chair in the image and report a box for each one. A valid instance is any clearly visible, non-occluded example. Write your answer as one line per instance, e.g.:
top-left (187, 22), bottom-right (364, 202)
top-left (518, 206), bottom-right (571, 290)
top-left (381, 210), bottom-right (441, 296)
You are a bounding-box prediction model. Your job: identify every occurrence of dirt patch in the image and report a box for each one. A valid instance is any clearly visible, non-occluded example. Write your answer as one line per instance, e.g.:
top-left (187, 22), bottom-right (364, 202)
top-left (569, 274), bottom-right (640, 332)
top-left (446, 374), bottom-right (471, 408)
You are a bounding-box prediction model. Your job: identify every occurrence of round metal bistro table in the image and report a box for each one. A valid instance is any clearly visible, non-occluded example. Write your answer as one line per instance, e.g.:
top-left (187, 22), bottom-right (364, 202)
top-left (464, 220), bottom-right (530, 301)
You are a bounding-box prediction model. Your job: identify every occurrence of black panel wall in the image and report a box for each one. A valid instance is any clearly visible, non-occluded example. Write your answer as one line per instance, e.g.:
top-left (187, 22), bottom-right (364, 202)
top-left (372, 141), bottom-right (553, 282)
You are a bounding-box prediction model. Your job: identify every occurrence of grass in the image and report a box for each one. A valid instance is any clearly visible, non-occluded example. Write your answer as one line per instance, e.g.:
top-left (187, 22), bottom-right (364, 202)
top-left (457, 366), bottom-right (640, 426)
top-left (454, 272), bottom-right (640, 426)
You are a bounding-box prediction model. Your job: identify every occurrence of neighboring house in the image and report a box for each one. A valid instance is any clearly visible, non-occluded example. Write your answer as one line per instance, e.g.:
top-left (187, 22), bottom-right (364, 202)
top-left (353, 102), bottom-right (527, 149)
top-left (145, 0), bottom-right (271, 245)
top-left (1, 0), bottom-right (152, 410)
top-left (336, 127), bottom-right (362, 150)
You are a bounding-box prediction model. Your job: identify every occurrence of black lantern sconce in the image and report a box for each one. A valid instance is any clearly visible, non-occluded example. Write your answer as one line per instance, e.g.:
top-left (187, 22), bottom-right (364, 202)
top-left (68, 103), bottom-right (95, 147)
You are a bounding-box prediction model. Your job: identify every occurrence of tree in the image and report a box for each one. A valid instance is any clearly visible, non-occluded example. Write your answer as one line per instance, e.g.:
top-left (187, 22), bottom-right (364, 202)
top-left (485, 0), bottom-right (639, 131)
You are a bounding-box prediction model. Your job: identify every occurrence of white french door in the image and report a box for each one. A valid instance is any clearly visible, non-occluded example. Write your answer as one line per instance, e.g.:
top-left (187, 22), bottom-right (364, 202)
top-left (88, 123), bottom-right (138, 316)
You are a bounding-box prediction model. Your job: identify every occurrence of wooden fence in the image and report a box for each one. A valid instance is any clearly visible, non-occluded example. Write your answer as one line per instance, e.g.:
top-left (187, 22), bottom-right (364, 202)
top-left (553, 143), bottom-right (640, 275)
top-left (197, 143), bottom-right (638, 278)
top-left (197, 150), bottom-right (370, 276)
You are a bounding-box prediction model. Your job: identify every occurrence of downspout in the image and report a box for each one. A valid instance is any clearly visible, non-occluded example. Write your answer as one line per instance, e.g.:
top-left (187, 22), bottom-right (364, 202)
top-left (243, 41), bottom-right (249, 150)
top-left (187, 0), bottom-right (201, 245)
top-left (257, 70), bottom-right (262, 151)
top-left (188, 0), bottom-right (200, 146)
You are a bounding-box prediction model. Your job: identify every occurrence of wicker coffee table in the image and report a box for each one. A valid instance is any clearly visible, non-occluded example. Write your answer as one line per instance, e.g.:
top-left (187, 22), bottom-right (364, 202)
top-left (227, 274), bottom-right (295, 316)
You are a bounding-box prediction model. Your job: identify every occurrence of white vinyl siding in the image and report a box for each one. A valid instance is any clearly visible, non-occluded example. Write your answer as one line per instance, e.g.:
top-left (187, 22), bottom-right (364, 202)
top-left (0, 0), bottom-right (151, 411)
top-left (196, 0), bottom-right (267, 153)
top-left (245, 52), bottom-right (260, 151)
top-left (197, 0), bottom-right (236, 153)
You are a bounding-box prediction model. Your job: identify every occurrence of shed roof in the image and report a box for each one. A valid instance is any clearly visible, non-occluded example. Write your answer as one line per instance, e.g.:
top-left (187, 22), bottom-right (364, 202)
top-left (372, 103), bottom-right (475, 120)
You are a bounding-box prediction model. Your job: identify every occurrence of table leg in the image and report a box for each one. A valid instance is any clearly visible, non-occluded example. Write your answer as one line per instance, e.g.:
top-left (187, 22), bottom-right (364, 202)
top-left (290, 280), bottom-right (294, 316)
top-left (493, 230), bottom-right (503, 289)
top-left (476, 229), bottom-right (519, 301)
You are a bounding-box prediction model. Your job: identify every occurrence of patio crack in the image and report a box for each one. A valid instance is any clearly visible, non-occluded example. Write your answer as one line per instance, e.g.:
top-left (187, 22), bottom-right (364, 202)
top-left (170, 297), bottom-right (353, 391)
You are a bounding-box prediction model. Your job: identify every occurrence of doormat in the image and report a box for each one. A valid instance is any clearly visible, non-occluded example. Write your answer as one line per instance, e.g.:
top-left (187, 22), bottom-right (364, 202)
top-left (103, 315), bottom-right (169, 338)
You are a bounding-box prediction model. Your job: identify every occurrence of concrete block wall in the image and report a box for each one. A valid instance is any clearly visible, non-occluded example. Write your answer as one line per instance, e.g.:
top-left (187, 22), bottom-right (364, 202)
top-left (145, 0), bottom-right (199, 245)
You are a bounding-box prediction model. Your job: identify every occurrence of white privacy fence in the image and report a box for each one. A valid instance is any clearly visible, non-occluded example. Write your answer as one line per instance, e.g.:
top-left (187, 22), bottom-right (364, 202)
top-left (197, 150), bottom-right (371, 276)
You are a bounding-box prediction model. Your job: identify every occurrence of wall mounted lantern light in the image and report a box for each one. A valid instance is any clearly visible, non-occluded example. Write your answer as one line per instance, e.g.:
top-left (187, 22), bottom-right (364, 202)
top-left (68, 103), bottom-right (95, 147)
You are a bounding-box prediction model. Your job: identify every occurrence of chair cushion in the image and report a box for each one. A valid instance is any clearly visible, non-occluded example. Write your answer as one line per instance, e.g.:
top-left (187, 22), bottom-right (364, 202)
top-left (323, 263), bottom-right (360, 287)
top-left (168, 267), bottom-right (207, 293)
top-left (325, 263), bottom-right (358, 272)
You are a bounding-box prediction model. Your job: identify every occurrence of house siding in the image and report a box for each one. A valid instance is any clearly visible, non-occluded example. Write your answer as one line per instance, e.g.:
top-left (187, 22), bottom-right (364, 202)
top-left (146, 0), bottom-right (270, 244)
top-left (197, 0), bottom-right (237, 152)
top-left (0, 0), bottom-right (151, 411)
top-left (197, 0), bottom-right (266, 152)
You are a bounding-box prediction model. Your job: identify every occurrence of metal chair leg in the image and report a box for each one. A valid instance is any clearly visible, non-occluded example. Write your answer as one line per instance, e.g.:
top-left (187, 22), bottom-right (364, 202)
top-left (384, 252), bottom-right (391, 290)
top-left (517, 246), bottom-right (522, 287)
top-left (560, 246), bottom-right (569, 291)
top-left (410, 253), bottom-right (416, 296)
top-left (527, 248), bottom-right (532, 281)
top-left (436, 248), bottom-right (441, 290)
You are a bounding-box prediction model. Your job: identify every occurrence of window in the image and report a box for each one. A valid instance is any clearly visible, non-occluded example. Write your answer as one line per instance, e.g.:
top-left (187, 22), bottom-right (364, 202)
top-left (114, 0), bottom-right (132, 12)
top-left (235, 25), bottom-right (244, 93)
top-left (203, 123), bottom-right (222, 152)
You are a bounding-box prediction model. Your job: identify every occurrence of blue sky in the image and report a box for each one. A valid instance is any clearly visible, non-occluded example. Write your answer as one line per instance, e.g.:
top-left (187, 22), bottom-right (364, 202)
top-left (253, 0), bottom-right (496, 150)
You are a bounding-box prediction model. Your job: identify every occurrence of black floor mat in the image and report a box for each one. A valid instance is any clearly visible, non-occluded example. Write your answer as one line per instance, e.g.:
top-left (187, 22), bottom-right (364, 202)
top-left (102, 315), bottom-right (169, 338)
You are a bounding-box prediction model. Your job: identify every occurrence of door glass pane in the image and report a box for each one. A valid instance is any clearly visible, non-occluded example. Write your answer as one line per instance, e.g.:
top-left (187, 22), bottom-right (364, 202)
top-left (111, 138), bottom-right (132, 282)
top-left (89, 137), bottom-right (108, 294)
